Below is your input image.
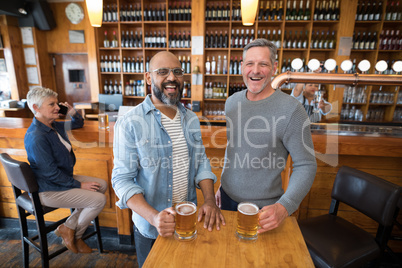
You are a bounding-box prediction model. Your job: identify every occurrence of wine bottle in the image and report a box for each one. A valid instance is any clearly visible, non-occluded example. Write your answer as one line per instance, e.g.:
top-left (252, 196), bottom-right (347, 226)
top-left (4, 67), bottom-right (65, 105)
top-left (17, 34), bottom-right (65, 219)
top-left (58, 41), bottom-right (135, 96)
top-left (103, 31), bottom-right (110, 48)
top-left (277, 0), bottom-right (284, 20)
top-left (272, 1), bottom-right (278, 21)
top-left (304, 0), bottom-right (311, 20)
top-left (112, 31), bottom-right (118, 48)
top-left (291, 0), bottom-right (297, 20)
top-left (205, 56), bottom-right (211, 75)
top-left (286, 0), bottom-right (291, 20)
top-left (297, 0), bottom-right (304, 20)
top-left (258, 1), bottom-right (264, 20)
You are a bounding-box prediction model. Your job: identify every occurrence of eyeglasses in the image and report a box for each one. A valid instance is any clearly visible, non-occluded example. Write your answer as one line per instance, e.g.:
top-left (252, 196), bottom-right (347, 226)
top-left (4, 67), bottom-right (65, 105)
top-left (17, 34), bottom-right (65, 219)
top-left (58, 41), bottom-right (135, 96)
top-left (152, 68), bottom-right (184, 77)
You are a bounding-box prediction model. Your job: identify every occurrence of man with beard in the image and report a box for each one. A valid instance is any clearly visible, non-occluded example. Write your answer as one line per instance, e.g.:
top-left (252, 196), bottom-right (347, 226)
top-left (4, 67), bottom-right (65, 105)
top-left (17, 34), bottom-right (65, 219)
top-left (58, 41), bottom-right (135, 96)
top-left (112, 51), bottom-right (224, 267)
top-left (215, 39), bottom-right (317, 233)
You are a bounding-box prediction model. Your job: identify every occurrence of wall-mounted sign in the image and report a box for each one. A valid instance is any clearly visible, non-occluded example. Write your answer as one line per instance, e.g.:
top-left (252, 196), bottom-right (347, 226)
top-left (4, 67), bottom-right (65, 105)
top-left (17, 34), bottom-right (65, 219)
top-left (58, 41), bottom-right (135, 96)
top-left (69, 30), bottom-right (85, 44)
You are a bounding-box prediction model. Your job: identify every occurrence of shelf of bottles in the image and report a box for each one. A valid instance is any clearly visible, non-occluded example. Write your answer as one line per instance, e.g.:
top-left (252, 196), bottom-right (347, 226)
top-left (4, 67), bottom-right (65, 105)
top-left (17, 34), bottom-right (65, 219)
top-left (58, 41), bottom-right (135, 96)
top-left (97, 0), bottom-right (193, 106)
top-left (203, 0), bottom-right (340, 109)
top-left (341, 0), bottom-right (401, 123)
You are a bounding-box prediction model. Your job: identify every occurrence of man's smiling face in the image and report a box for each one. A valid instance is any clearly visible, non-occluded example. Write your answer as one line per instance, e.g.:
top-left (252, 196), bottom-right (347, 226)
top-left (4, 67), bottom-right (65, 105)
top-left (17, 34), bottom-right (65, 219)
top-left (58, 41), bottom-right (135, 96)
top-left (242, 46), bottom-right (277, 95)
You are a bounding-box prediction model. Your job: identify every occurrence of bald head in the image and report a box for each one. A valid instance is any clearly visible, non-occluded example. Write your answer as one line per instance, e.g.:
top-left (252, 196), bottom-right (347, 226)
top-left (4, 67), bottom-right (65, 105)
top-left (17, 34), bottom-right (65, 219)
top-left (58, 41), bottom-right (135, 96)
top-left (149, 51), bottom-right (181, 71)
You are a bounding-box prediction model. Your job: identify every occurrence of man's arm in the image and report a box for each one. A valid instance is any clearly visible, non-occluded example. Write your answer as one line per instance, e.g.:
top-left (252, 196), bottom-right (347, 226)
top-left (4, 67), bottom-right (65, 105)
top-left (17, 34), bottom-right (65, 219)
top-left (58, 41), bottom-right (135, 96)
top-left (291, 83), bottom-right (304, 98)
top-left (127, 194), bottom-right (176, 237)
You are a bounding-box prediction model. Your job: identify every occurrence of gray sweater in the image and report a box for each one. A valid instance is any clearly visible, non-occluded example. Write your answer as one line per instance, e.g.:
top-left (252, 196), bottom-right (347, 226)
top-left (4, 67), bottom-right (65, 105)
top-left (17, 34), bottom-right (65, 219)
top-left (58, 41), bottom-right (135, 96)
top-left (221, 89), bottom-right (317, 214)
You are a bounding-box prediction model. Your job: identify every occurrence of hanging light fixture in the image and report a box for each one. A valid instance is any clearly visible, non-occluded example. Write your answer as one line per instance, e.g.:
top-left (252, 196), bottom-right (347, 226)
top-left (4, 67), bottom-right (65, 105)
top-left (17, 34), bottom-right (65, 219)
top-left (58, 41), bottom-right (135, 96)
top-left (241, 0), bottom-right (259, 26)
top-left (86, 0), bottom-right (103, 27)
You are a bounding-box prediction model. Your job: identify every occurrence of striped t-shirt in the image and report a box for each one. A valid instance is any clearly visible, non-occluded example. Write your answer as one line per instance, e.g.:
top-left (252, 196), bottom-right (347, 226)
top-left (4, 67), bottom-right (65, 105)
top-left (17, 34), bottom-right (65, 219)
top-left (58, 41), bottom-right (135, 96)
top-left (160, 110), bottom-right (189, 204)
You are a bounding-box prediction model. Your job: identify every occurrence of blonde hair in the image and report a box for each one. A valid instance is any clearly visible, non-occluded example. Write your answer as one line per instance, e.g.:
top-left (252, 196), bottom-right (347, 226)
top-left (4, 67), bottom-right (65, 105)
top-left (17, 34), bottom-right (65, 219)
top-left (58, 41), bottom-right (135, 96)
top-left (27, 87), bottom-right (58, 115)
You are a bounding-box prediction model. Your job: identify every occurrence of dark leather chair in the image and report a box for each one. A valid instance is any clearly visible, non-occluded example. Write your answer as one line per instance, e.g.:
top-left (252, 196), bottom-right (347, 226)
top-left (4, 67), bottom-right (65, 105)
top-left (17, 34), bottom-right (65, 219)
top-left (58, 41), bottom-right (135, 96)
top-left (0, 153), bottom-right (103, 268)
top-left (299, 166), bottom-right (401, 268)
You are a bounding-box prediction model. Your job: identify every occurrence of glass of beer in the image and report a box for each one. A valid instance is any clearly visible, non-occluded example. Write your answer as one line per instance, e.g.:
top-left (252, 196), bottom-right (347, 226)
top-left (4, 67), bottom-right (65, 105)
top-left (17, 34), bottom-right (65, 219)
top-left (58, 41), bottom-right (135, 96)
top-left (174, 201), bottom-right (197, 241)
top-left (236, 202), bottom-right (259, 241)
top-left (98, 113), bottom-right (109, 130)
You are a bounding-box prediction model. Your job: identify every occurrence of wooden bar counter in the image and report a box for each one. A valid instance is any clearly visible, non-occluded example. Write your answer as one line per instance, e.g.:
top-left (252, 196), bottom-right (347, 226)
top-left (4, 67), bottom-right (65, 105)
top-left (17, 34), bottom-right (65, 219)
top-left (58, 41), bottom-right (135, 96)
top-left (1, 118), bottom-right (401, 249)
top-left (143, 210), bottom-right (314, 268)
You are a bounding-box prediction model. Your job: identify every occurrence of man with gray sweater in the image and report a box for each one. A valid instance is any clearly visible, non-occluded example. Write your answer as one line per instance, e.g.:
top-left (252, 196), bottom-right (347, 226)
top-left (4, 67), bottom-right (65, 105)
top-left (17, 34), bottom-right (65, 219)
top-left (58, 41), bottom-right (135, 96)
top-left (215, 39), bottom-right (317, 233)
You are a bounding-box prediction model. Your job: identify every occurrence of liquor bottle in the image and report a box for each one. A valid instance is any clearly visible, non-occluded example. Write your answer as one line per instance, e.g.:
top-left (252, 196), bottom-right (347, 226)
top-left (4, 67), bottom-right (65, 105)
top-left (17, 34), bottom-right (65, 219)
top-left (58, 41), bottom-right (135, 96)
top-left (229, 56), bottom-right (233, 74)
top-left (217, 2), bottom-right (223, 20)
top-left (329, 31), bottom-right (336, 49)
top-left (264, 1), bottom-right (271, 20)
top-left (223, 55), bottom-right (228, 74)
top-left (104, 80), bottom-right (109, 94)
top-left (392, 1), bottom-right (400, 20)
top-left (277, 0), bottom-right (284, 20)
top-left (359, 32), bottom-right (366, 50)
top-left (211, 56), bottom-right (216, 74)
top-left (225, 2), bottom-right (230, 21)
top-left (108, 79), bottom-right (113, 94)
top-left (318, 0), bottom-right (324, 20)
top-left (329, 0), bottom-right (335, 20)
top-left (385, 1), bottom-right (393, 21)
top-left (223, 31), bottom-right (228, 48)
top-left (186, 56), bottom-right (191, 73)
top-left (369, 32), bottom-right (377, 50)
top-left (286, 0), bottom-right (291, 20)
top-left (112, 4), bottom-right (118, 21)
top-left (271, 0), bottom-right (277, 21)
top-left (291, 0), bottom-right (297, 20)
top-left (120, 5), bottom-right (126, 21)
top-left (313, 0), bottom-right (319, 20)
top-left (258, 1), bottom-right (265, 20)
top-left (303, 30), bottom-right (308, 48)
top-left (321, 0), bottom-right (328, 20)
top-left (233, 56), bottom-right (238, 75)
top-left (297, 0), bottom-right (304, 20)
top-left (111, 31), bottom-right (118, 48)
top-left (217, 55), bottom-right (222, 74)
top-left (103, 5), bottom-right (108, 22)
top-left (334, 0), bottom-right (340, 20)
top-left (103, 31), bottom-right (110, 48)
top-left (107, 5), bottom-right (112, 22)
top-left (205, 56), bottom-right (211, 75)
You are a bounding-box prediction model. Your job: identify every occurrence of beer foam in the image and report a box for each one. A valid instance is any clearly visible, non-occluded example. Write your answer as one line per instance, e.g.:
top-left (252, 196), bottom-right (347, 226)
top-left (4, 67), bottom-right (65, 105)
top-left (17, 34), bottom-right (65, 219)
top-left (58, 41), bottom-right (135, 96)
top-left (239, 203), bottom-right (259, 215)
top-left (177, 203), bottom-right (196, 215)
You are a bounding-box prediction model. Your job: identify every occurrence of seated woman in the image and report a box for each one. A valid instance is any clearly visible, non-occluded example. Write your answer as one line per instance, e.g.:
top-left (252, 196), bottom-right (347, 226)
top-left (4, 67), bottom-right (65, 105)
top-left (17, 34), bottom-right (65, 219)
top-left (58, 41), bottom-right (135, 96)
top-left (24, 87), bottom-right (107, 254)
top-left (291, 83), bottom-right (332, 123)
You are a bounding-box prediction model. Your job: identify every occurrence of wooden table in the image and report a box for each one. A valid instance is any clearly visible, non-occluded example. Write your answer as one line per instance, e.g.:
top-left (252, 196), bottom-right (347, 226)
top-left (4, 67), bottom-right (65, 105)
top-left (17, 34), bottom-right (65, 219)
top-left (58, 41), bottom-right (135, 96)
top-left (143, 210), bottom-right (314, 268)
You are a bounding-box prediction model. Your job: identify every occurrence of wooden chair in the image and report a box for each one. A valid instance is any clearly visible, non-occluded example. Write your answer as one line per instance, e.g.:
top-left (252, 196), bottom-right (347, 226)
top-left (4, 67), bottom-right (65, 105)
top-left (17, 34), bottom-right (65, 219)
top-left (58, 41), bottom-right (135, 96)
top-left (0, 153), bottom-right (103, 268)
top-left (298, 166), bottom-right (401, 268)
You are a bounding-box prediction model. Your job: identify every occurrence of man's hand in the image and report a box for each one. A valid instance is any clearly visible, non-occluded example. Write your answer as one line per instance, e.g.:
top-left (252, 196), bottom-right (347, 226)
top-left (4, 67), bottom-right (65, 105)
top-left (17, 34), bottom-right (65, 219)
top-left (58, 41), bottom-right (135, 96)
top-left (198, 199), bottom-right (226, 231)
top-left (151, 207), bottom-right (176, 237)
top-left (81, 181), bottom-right (101, 192)
top-left (258, 203), bottom-right (288, 233)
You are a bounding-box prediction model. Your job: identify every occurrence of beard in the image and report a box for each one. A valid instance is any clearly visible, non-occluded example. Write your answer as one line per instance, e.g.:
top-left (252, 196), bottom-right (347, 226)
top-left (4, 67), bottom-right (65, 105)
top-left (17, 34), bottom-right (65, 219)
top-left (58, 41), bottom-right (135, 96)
top-left (244, 76), bottom-right (271, 94)
top-left (152, 79), bottom-right (183, 106)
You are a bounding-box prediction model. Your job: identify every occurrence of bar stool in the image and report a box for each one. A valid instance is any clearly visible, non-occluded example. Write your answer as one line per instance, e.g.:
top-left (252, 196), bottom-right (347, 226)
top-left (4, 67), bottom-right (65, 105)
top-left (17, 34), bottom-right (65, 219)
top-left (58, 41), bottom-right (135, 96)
top-left (0, 153), bottom-right (103, 268)
top-left (299, 166), bottom-right (401, 268)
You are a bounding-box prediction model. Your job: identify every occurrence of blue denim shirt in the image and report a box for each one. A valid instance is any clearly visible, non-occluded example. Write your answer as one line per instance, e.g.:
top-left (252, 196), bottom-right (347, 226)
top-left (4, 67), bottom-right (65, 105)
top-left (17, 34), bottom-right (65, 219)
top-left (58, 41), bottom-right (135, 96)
top-left (24, 113), bottom-right (84, 192)
top-left (112, 95), bottom-right (216, 239)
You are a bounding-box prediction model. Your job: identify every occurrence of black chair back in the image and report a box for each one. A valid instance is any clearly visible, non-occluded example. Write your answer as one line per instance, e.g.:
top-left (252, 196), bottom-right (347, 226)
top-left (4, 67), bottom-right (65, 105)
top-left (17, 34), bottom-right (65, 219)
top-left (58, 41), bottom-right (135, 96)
top-left (331, 166), bottom-right (400, 226)
top-left (0, 153), bottom-right (38, 193)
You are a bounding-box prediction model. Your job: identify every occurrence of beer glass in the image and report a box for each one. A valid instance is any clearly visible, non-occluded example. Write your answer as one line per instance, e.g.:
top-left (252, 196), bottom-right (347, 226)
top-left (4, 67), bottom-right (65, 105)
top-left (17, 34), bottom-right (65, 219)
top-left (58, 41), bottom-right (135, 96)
top-left (174, 201), bottom-right (197, 241)
top-left (313, 90), bottom-right (323, 113)
top-left (236, 202), bottom-right (259, 241)
top-left (98, 113), bottom-right (109, 130)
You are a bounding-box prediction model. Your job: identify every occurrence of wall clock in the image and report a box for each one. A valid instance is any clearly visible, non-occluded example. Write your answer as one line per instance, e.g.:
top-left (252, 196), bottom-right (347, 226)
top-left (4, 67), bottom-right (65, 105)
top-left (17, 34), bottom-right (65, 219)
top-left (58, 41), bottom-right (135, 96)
top-left (65, 3), bottom-right (84, 24)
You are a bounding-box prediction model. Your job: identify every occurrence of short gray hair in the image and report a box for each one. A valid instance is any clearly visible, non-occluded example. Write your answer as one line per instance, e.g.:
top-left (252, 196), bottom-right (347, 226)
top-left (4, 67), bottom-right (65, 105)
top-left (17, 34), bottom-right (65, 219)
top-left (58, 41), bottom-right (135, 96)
top-left (243, 38), bottom-right (277, 66)
top-left (27, 87), bottom-right (58, 115)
